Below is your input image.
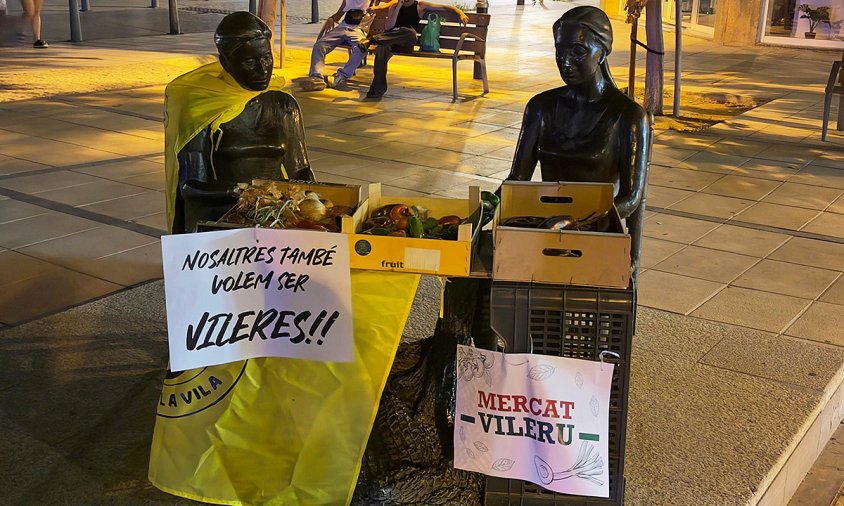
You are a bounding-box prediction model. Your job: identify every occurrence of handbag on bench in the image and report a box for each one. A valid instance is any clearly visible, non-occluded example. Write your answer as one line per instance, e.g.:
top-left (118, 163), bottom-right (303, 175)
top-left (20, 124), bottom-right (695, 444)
top-left (419, 13), bottom-right (443, 52)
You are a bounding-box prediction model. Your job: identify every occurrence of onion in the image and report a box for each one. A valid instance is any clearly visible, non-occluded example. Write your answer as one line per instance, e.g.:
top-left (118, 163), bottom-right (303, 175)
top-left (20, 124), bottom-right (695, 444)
top-left (298, 198), bottom-right (327, 221)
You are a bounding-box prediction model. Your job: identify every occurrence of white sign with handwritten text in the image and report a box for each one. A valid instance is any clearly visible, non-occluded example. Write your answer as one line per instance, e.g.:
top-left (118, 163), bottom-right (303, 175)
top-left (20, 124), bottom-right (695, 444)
top-left (162, 228), bottom-right (352, 371)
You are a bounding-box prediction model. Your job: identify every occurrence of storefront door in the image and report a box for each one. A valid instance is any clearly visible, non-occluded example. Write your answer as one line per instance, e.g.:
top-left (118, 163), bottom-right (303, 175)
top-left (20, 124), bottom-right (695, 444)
top-left (658, 0), bottom-right (718, 36)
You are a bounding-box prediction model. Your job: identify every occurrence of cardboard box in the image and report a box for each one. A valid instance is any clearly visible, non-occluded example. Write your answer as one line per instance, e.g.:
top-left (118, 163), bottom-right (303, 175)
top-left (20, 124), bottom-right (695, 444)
top-left (492, 181), bottom-right (631, 288)
top-left (343, 183), bottom-right (481, 276)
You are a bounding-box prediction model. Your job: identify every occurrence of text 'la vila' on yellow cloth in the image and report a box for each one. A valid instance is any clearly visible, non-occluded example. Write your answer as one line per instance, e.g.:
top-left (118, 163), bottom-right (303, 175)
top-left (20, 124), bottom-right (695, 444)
top-left (148, 270), bottom-right (421, 505)
top-left (163, 61), bottom-right (289, 233)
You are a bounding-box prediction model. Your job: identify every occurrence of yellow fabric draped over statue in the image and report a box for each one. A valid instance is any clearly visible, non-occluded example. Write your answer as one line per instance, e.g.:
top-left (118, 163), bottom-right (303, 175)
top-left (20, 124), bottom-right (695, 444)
top-left (163, 61), bottom-right (289, 233)
top-left (148, 271), bottom-right (421, 505)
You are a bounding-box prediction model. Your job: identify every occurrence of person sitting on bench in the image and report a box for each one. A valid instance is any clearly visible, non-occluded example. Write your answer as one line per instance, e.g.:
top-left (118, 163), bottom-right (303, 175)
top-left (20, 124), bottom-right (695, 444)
top-left (302, 0), bottom-right (373, 91)
top-left (365, 0), bottom-right (468, 99)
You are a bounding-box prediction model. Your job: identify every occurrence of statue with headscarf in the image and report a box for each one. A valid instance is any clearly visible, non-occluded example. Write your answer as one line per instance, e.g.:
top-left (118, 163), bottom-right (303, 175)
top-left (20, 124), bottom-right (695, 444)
top-left (164, 11), bottom-right (315, 234)
top-left (507, 5), bottom-right (651, 272)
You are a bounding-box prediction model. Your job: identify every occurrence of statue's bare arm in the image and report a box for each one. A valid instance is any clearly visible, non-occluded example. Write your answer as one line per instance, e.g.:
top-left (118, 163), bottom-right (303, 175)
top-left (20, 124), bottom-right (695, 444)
top-left (177, 127), bottom-right (239, 203)
top-left (614, 107), bottom-right (650, 219)
top-left (507, 96), bottom-right (542, 181)
top-left (282, 95), bottom-right (316, 182)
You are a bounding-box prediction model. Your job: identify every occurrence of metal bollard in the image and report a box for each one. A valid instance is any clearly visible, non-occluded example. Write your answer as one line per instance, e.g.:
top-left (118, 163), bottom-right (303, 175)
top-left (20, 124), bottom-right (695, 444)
top-left (311, 0), bottom-right (318, 23)
top-left (673, 1), bottom-right (681, 118)
top-left (248, 0), bottom-right (256, 15)
top-left (80, 0), bottom-right (89, 11)
top-left (69, 0), bottom-right (83, 42)
top-left (151, 0), bottom-right (158, 7)
top-left (168, 0), bottom-right (181, 34)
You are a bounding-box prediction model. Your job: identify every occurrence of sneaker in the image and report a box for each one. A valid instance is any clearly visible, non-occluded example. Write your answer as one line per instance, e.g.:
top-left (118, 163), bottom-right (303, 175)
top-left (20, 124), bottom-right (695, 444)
top-left (330, 74), bottom-right (349, 90)
top-left (365, 90), bottom-right (384, 100)
top-left (33, 39), bottom-right (49, 48)
top-left (300, 77), bottom-right (326, 92)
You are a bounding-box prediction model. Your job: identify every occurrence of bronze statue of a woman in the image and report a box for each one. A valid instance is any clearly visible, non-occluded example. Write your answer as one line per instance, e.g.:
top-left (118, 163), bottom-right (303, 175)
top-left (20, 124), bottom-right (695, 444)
top-left (355, 8), bottom-right (650, 505)
top-left (164, 12), bottom-right (314, 234)
top-left (508, 6), bottom-right (650, 271)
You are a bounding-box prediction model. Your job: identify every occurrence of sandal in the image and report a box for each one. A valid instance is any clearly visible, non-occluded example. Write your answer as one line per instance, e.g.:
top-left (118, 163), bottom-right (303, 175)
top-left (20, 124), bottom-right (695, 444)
top-left (33, 40), bottom-right (49, 48)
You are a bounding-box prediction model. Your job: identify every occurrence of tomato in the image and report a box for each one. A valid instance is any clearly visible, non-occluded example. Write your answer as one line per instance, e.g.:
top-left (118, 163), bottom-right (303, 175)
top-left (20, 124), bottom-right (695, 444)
top-left (389, 204), bottom-right (411, 221)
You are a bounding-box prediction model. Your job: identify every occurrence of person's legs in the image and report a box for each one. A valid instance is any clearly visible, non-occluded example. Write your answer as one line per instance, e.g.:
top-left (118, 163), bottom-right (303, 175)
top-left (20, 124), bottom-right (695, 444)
top-left (30, 0), bottom-right (41, 42)
top-left (303, 26), bottom-right (349, 91)
top-left (18, 0), bottom-right (32, 38)
top-left (366, 28), bottom-right (416, 98)
top-left (308, 28), bottom-right (343, 79)
top-left (336, 26), bottom-right (366, 79)
top-left (367, 41), bottom-right (391, 97)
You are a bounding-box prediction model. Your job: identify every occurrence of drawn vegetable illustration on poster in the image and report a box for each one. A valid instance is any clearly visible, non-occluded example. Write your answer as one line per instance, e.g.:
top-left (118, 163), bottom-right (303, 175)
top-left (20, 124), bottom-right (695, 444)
top-left (453, 345), bottom-right (614, 497)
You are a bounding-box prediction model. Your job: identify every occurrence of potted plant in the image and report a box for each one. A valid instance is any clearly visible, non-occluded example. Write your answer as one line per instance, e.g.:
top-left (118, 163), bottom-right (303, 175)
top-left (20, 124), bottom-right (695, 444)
top-left (799, 4), bottom-right (832, 39)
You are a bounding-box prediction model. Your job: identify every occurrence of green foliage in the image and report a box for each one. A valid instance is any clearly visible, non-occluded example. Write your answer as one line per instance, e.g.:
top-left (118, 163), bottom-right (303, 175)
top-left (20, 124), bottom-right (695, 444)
top-left (453, 2), bottom-right (473, 12)
top-left (625, 0), bottom-right (648, 23)
top-left (799, 4), bottom-right (832, 33)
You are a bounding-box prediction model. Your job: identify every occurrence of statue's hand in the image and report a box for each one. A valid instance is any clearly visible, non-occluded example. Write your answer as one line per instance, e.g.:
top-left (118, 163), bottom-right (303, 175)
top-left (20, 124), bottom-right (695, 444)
top-left (227, 184), bottom-right (244, 200)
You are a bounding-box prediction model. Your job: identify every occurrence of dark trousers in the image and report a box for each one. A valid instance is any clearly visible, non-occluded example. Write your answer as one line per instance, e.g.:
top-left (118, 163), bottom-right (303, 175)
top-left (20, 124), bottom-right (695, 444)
top-left (368, 27), bottom-right (417, 95)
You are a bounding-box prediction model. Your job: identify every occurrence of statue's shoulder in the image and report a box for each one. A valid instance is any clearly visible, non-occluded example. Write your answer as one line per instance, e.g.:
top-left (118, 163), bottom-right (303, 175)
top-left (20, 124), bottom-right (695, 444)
top-left (606, 87), bottom-right (649, 126)
top-left (166, 62), bottom-right (220, 95)
top-left (261, 89), bottom-right (297, 100)
top-left (254, 89), bottom-right (301, 108)
top-left (526, 87), bottom-right (565, 109)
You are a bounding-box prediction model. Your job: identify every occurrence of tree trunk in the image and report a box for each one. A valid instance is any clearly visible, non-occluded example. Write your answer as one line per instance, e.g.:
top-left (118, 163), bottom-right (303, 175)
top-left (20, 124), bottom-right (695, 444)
top-left (644, 0), bottom-right (664, 115)
top-left (280, 0), bottom-right (286, 68)
top-left (627, 22), bottom-right (637, 99)
top-left (258, 0), bottom-right (286, 68)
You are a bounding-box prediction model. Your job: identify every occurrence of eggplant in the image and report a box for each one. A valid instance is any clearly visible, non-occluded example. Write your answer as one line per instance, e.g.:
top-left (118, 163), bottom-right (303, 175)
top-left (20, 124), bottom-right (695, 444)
top-left (500, 216), bottom-right (545, 228)
top-left (539, 215), bottom-right (576, 230)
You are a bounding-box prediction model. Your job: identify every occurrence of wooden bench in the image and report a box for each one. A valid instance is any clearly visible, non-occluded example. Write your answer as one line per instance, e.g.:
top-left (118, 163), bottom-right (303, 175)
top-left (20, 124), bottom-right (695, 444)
top-left (374, 11), bottom-right (491, 101)
top-left (329, 10), bottom-right (490, 101)
top-left (822, 56), bottom-right (844, 141)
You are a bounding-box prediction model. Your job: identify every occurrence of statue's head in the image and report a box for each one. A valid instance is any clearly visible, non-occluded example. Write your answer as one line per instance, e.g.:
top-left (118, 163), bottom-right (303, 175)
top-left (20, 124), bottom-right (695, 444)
top-left (552, 6), bottom-right (613, 86)
top-left (215, 12), bottom-right (274, 91)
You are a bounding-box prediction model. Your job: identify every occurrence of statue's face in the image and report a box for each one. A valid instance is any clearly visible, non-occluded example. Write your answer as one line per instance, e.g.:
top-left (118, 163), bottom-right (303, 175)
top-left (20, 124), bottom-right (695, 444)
top-left (555, 26), bottom-right (604, 86)
top-left (220, 38), bottom-right (274, 91)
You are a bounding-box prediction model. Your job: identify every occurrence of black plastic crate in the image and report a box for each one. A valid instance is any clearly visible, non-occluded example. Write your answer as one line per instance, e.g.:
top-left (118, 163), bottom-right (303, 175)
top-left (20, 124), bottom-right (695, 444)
top-left (484, 282), bottom-right (635, 506)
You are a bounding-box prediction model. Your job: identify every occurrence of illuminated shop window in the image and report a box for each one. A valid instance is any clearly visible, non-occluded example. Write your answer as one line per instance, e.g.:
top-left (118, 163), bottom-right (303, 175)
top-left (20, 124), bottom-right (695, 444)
top-left (762, 0), bottom-right (844, 47)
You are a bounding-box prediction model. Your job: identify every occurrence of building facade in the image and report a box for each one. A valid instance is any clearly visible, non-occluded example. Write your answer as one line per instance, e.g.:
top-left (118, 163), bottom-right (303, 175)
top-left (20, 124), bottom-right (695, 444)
top-left (600, 0), bottom-right (844, 49)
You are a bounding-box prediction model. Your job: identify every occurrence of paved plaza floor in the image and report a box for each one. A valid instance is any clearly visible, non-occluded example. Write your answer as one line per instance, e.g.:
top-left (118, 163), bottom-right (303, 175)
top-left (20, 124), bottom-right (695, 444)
top-left (0, 0), bottom-right (843, 504)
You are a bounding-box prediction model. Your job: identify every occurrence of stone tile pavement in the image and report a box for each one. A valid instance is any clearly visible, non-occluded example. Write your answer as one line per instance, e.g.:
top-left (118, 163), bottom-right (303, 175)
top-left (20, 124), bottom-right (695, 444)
top-left (1, 0), bottom-right (844, 504)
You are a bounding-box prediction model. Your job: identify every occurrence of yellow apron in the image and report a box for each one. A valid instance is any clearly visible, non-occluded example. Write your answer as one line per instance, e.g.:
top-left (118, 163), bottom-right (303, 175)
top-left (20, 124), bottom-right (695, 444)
top-left (149, 270), bottom-right (421, 505)
top-left (163, 62), bottom-right (289, 233)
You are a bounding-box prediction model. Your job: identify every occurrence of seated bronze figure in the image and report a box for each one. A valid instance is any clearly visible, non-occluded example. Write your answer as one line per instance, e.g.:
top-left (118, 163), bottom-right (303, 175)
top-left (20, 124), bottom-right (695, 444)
top-left (356, 8), bottom-right (649, 505)
top-left (164, 12), bottom-right (314, 234)
top-left (507, 5), bottom-right (650, 272)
